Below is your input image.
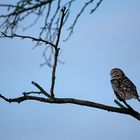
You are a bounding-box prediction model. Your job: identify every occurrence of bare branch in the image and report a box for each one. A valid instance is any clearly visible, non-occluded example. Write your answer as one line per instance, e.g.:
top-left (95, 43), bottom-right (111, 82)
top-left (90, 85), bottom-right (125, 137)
top-left (1, 32), bottom-right (55, 47)
top-left (122, 100), bottom-right (135, 112)
top-left (0, 1), bottom-right (53, 36)
top-left (65, 0), bottom-right (103, 41)
top-left (50, 7), bottom-right (67, 98)
top-left (0, 93), bottom-right (140, 121)
top-left (23, 91), bottom-right (41, 96)
top-left (114, 99), bottom-right (126, 108)
top-left (0, 94), bottom-right (10, 102)
top-left (22, 81), bottom-right (51, 98)
top-left (31, 81), bottom-right (51, 98)
top-left (65, 0), bottom-right (94, 41)
top-left (90, 0), bottom-right (103, 14)
top-left (0, 4), bottom-right (17, 8)
top-left (1, 1), bottom-right (53, 17)
top-left (0, 0), bottom-right (103, 42)
top-left (0, 0), bottom-right (104, 67)
top-left (114, 99), bottom-right (136, 112)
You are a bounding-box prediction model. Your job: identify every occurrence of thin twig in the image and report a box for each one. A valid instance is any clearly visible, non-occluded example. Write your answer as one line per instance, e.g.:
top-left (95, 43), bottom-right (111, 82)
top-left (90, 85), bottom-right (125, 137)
top-left (0, 4), bottom-right (17, 8)
top-left (31, 81), bottom-right (51, 98)
top-left (65, 0), bottom-right (102, 41)
top-left (1, 32), bottom-right (55, 47)
top-left (65, 0), bottom-right (94, 41)
top-left (0, 94), bottom-right (10, 102)
top-left (114, 99), bottom-right (139, 120)
top-left (90, 0), bottom-right (103, 14)
top-left (114, 99), bottom-right (126, 108)
top-left (0, 0), bottom-right (104, 43)
top-left (122, 100), bottom-right (135, 112)
top-left (1, 1), bottom-right (53, 17)
top-left (50, 7), bottom-right (67, 98)
top-left (23, 91), bottom-right (41, 96)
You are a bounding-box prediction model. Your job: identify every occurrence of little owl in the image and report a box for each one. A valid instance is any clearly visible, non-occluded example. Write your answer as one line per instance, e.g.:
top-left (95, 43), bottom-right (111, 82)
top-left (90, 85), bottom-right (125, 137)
top-left (110, 68), bottom-right (140, 102)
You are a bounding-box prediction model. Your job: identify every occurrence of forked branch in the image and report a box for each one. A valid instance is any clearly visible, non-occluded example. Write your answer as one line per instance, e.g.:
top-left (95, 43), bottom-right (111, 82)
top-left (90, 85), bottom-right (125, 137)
top-left (0, 81), bottom-right (140, 121)
top-left (0, 8), bottom-right (67, 98)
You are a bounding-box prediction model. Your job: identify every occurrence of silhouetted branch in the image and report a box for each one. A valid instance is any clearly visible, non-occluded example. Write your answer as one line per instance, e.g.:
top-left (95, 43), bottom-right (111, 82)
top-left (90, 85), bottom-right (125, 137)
top-left (0, 92), bottom-right (140, 121)
top-left (114, 99), bottom-right (135, 112)
top-left (1, 32), bottom-right (55, 47)
top-left (122, 100), bottom-right (135, 111)
top-left (114, 99), bottom-right (126, 108)
top-left (23, 91), bottom-right (41, 96)
top-left (31, 81), bottom-right (51, 98)
top-left (65, 0), bottom-right (103, 40)
top-left (0, 4), bottom-right (17, 8)
top-left (0, 0), bottom-right (103, 41)
top-left (50, 7), bottom-right (67, 98)
top-left (0, 0), bottom-right (103, 67)
top-left (0, 94), bottom-right (10, 102)
top-left (90, 0), bottom-right (103, 14)
top-left (1, 7), bottom-right (67, 99)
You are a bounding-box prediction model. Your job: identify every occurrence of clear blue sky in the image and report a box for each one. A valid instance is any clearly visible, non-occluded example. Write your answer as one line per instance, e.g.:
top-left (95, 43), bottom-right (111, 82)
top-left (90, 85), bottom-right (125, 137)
top-left (0, 1), bottom-right (140, 140)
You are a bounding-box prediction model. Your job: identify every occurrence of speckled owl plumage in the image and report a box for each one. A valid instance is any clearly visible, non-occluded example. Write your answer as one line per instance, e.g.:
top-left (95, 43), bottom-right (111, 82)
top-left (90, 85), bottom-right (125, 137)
top-left (110, 68), bottom-right (140, 102)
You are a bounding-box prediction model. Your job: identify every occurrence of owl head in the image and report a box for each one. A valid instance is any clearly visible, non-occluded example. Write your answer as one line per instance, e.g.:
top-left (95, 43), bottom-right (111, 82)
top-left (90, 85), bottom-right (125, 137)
top-left (110, 68), bottom-right (125, 80)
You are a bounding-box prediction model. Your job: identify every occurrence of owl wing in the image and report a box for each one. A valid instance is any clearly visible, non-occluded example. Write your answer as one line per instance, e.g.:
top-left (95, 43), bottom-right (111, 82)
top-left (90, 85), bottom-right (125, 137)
top-left (119, 77), bottom-right (140, 101)
top-left (120, 77), bottom-right (138, 96)
top-left (111, 77), bottom-right (140, 102)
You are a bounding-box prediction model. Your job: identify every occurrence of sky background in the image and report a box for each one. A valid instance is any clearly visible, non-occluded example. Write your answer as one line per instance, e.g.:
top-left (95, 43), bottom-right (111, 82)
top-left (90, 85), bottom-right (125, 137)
top-left (0, 0), bottom-right (140, 140)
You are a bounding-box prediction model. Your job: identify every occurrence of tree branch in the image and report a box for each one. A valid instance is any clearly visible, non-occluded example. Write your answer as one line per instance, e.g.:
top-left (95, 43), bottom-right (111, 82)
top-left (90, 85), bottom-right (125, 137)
top-left (31, 81), bottom-right (51, 98)
top-left (0, 0), bottom-right (104, 67)
top-left (0, 93), bottom-right (140, 121)
top-left (1, 32), bottom-right (55, 47)
top-left (0, 0), bottom-right (103, 42)
top-left (114, 99), bottom-right (136, 112)
top-left (65, 0), bottom-right (103, 40)
top-left (113, 99), bottom-right (139, 120)
top-left (50, 7), bottom-right (67, 98)
top-left (0, 79), bottom-right (140, 120)
top-left (114, 99), bottom-right (126, 108)
top-left (90, 0), bottom-right (103, 14)
top-left (0, 1), bottom-right (53, 17)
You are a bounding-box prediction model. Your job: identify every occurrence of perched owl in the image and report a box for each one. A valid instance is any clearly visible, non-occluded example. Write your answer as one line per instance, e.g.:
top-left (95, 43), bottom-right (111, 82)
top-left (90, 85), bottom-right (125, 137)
top-left (110, 68), bottom-right (140, 102)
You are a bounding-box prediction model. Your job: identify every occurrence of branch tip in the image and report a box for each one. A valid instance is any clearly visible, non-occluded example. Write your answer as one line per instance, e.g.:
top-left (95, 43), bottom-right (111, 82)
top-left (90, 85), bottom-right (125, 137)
top-left (0, 94), bottom-right (10, 102)
top-left (31, 81), bottom-right (51, 98)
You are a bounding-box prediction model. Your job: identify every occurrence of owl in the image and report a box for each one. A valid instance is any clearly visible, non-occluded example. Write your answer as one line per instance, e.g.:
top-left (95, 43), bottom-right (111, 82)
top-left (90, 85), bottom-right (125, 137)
top-left (110, 68), bottom-right (140, 102)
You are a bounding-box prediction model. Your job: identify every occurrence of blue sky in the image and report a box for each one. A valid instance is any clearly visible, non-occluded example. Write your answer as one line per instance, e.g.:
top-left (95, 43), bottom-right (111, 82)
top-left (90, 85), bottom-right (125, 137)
top-left (0, 0), bottom-right (140, 140)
